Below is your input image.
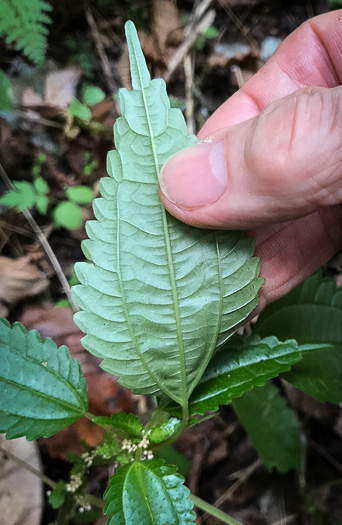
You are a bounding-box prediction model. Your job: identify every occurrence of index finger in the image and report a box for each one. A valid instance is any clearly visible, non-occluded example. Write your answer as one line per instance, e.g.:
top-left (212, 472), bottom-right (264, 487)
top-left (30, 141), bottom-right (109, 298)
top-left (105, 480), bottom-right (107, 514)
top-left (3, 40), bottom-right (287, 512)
top-left (198, 10), bottom-right (342, 138)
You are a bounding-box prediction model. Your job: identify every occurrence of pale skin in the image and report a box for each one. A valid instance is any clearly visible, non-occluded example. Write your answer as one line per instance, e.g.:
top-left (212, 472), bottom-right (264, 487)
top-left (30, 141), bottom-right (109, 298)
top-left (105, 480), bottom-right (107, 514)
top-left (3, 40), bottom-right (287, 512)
top-left (159, 10), bottom-right (342, 311)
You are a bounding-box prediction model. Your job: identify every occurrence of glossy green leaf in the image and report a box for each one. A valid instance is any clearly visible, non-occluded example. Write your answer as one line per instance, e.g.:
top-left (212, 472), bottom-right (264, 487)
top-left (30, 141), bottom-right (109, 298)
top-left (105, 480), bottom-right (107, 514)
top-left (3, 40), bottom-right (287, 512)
top-left (233, 381), bottom-right (302, 472)
top-left (254, 273), bottom-right (342, 404)
top-left (0, 318), bottom-right (88, 440)
top-left (53, 200), bottom-right (83, 230)
top-left (163, 335), bottom-right (328, 416)
top-left (93, 412), bottom-right (143, 437)
top-left (104, 460), bottom-right (196, 525)
top-left (68, 97), bottom-right (92, 121)
top-left (149, 417), bottom-right (181, 443)
top-left (72, 21), bottom-right (263, 407)
top-left (0, 181), bottom-right (36, 211)
top-left (65, 185), bottom-right (94, 204)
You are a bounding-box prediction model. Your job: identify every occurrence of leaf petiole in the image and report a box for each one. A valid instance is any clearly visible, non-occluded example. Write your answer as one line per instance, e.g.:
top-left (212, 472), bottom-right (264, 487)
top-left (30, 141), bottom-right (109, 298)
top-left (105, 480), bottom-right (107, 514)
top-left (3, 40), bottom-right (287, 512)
top-left (191, 494), bottom-right (244, 525)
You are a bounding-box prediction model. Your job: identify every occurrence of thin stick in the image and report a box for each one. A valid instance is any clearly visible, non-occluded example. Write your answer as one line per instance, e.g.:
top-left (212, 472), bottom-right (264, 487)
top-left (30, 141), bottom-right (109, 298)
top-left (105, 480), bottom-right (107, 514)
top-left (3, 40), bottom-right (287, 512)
top-left (164, 4), bottom-right (215, 83)
top-left (0, 163), bottom-right (78, 312)
top-left (184, 53), bottom-right (195, 135)
top-left (217, 0), bottom-right (259, 54)
top-left (0, 445), bottom-right (57, 488)
top-left (202, 458), bottom-right (262, 522)
top-left (85, 6), bottom-right (120, 118)
top-left (15, 109), bottom-right (64, 129)
top-left (191, 495), bottom-right (244, 525)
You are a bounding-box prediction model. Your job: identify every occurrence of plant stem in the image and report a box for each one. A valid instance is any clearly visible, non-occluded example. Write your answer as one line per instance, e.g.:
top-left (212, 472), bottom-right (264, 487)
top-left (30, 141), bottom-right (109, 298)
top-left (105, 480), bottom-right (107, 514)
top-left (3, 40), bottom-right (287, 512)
top-left (191, 495), bottom-right (244, 525)
top-left (0, 445), bottom-right (56, 488)
top-left (0, 446), bottom-right (104, 509)
top-left (84, 411), bottom-right (97, 422)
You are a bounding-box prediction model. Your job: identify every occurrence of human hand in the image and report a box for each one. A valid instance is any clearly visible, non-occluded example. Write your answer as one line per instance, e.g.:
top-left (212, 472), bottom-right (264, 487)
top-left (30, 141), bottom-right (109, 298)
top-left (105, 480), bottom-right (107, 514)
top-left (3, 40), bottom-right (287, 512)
top-left (159, 11), bottom-right (342, 311)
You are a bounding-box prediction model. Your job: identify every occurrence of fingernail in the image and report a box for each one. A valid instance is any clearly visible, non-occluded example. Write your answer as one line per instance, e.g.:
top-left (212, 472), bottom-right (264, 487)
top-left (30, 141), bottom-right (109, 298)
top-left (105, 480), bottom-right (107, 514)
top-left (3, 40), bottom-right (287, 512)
top-left (159, 140), bottom-right (227, 210)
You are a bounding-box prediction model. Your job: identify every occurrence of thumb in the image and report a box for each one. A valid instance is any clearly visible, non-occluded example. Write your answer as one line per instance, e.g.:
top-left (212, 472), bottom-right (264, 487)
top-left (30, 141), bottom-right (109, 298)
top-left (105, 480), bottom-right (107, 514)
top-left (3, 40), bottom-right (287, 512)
top-left (159, 86), bottom-right (342, 229)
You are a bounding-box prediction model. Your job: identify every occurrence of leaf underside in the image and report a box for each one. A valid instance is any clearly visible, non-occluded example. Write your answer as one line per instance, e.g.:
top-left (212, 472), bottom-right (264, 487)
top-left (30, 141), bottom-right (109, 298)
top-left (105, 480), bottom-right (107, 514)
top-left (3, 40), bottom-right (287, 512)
top-left (254, 272), bottom-right (342, 404)
top-left (0, 317), bottom-right (88, 440)
top-left (72, 21), bottom-right (263, 406)
top-left (104, 460), bottom-right (196, 525)
top-left (163, 334), bottom-right (328, 416)
top-left (233, 381), bottom-right (302, 472)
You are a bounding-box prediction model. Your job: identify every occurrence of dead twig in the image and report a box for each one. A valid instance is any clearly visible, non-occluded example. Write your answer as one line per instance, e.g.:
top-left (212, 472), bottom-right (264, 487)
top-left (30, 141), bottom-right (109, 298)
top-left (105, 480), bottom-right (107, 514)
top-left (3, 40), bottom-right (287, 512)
top-left (85, 6), bottom-right (121, 115)
top-left (163, 0), bottom-right (216, 83)
top-left (217, 0), bottom-right (259, 55)
top-left (184, 53), bottom-right (195, 134)
top-left (0, 163), bottom-right (78, 312)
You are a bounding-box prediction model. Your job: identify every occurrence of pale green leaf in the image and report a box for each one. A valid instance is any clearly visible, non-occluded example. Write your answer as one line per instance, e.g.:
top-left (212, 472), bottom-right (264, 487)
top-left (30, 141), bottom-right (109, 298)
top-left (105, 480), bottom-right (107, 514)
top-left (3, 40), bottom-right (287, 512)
top-left (82, 85), bottom-right (105, 106)
top-left (254, 272), bottom-right (342, 404)
top-left (93, 412), bottom-right (143, 437)
top-left (104, 460), bottom-right (196, 525)
top-left (33, 176), bottom-right (49, 195)
top-left (163, 335), bottom-right (328, 416)
top-left (0, 69), bottom-right (13, 112)
top-left (149, 417), bottom-right (181, 443)
top-left (68, 98), bottom-right (92, 121)
top-left (72, 21), bottom-right (263, 407)
top-left (65, 185), bottom-right (94, 204)
top-left (53, 201), bottom-right (83, 230)
top-left (0, 181), bottom-right (36, 211)
top-left (232, 381), bottom-right (302, 472)
top-left (0, 317), bottom-right (88, 440)
top-left (36, 194), bottom-right (49, 214)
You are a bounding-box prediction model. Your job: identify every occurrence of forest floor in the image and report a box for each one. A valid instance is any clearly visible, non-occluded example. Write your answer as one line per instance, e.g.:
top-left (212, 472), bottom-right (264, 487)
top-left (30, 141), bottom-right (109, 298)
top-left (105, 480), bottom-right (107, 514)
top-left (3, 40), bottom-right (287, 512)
top-left (0, 1), bottom-right (342, 524)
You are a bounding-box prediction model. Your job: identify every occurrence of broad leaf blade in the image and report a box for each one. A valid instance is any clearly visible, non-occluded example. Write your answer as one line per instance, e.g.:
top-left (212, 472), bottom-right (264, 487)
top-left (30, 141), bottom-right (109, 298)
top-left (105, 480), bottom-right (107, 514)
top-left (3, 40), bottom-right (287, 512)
top-left (0, 318), bottom-right (88, 440)
top-left (232, 381), bottom-right (302, 472)
top-left (72, 21), bottom-right (263, 406)
top-left (93, 412), bottom-right (143, 436)
top-left (104, 459), bottom-right (196, 525)
top-left (163, 335), bottom-right (327, 416)
top-left (254, 273), bottom-right (342, 403)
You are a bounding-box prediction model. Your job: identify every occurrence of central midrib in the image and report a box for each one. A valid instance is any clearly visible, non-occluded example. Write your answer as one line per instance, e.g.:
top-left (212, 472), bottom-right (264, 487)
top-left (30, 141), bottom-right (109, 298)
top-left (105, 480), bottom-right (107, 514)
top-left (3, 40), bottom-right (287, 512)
top-left (132, 43), bottom-right (188, 407)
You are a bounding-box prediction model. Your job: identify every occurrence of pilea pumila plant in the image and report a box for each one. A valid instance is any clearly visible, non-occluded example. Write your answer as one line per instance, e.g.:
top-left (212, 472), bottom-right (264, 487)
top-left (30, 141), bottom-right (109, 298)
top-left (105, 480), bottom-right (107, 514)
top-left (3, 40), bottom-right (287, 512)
top-left (1, 21), bottom-right (342, 525)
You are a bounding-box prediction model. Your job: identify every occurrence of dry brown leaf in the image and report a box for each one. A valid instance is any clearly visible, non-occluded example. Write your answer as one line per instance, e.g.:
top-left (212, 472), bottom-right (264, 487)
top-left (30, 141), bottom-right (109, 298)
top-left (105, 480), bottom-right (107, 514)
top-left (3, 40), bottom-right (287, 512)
top-left (0, 256), bottom-right (49, 307)
top-left (20, 305), bottom-right (136, 457)
top-left (21, 66), bottom-right (82, 117)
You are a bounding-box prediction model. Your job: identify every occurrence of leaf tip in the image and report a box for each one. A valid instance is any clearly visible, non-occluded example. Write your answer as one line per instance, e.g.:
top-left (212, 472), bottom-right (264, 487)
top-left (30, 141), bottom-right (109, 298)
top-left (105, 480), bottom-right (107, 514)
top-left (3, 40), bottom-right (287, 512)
top-left (124, 19), bottom-right (150, 90)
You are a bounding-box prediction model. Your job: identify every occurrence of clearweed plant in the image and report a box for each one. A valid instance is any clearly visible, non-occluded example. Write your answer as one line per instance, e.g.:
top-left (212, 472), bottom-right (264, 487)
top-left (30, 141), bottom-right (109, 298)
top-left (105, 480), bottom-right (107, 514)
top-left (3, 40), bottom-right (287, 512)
top-left (1, 21), bottom-right (342, 525)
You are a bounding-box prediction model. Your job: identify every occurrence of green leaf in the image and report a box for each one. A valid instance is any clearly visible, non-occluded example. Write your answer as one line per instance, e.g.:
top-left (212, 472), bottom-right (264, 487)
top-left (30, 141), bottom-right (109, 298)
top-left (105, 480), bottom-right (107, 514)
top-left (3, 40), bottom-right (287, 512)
top-left (0, 181), bottom-right (36, 211)
top-left (104, 460), bottom-right (196, 525)
top-left (0, 317), bottom-right (88, 440)
top-left (65, 185), bottom-right (94, 204)
top-left (48, 480), bottom-right (66, 509)
top-left (0, 69), bottom-right (13, 112)
top-left (33, 176), bottom-right (49, 195)
top-left (82, 85), bottom-right (106, 106)
top-left (72, 20), bottom-right (263, 407)
top-left (254, 272), bottom-right (342, 404)
top-left (149, 417), bottom-right (181, 443)
top-left (0, 0), bottom-right (52, 64)
top-left (163, 334), bottom-right (328, 416)
top-left (93, 412), bottom-right (143, 437)
top-left (53, 201), bottom-right (83, 230)
top-left (153, 447), bottom-right (190, 477)
top-left (203, 25), bottom-right (219, 39)
top-left (35, 194), bottom-right (49, 214)
top-left (232, 381), bottom-right (302, 472)
top-left (68, 98), bottom-right (92, 121)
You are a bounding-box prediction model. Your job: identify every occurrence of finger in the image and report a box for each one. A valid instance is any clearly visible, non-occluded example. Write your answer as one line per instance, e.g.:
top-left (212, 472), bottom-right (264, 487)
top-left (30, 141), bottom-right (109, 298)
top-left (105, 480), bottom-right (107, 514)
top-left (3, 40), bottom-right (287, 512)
top-left (253, 204), bottom-right (342, 311)
top-left (159, 86), bottom-right (342, 229)
top-left (199, 10), bottom-right (342, 136)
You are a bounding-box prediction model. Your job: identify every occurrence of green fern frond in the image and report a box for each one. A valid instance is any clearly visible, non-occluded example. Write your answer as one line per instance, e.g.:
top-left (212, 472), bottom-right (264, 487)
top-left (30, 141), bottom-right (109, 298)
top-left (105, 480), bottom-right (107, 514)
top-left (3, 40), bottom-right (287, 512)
top-left (0, 0), bottom-right (52, 64)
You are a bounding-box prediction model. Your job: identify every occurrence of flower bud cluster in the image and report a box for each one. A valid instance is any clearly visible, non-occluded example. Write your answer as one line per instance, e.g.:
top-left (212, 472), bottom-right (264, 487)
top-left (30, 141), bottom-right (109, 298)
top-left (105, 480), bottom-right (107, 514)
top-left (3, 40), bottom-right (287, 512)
top-left (66, 473), bottom-right (83, 493)
top-left (81, 450), bottom-right (96, 468)
top-left (121, 429), bottom-right (154, 460)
